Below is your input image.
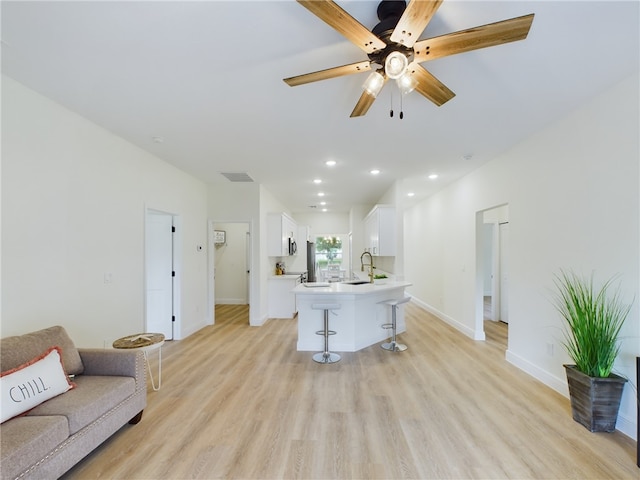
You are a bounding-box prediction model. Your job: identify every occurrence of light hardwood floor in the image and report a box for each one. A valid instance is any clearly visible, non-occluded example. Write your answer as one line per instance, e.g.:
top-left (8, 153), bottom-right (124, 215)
top-left (63, 303), bottom-right (638, 479)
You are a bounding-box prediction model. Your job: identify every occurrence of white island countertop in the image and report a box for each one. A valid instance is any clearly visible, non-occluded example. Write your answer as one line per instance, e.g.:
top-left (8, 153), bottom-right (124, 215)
top-left (293, 278), bottom-right (412, 352)
top-left (292, 279), bottom-right (411, 295)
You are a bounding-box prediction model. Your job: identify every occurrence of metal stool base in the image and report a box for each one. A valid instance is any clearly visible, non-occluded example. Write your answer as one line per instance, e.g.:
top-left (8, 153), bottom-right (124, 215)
top-left (313, 352), bottom-right (341, 364)
top-left (312, 303), bottom-right (341, 365)
top-left (381, 341), bottom-right (407, 352)
top-left (380, 296), bottom-right (411, 353)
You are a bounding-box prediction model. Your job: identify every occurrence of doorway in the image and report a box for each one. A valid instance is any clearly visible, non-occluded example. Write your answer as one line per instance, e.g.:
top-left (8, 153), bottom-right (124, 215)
top-left (476, 205), bottom-right (509, 348)
top-left (144, 209), bottom-right (179, 339)
top-left (210, 221), bottom-right (251, 325)
top-left (498, 222), bottom-right (510, 324)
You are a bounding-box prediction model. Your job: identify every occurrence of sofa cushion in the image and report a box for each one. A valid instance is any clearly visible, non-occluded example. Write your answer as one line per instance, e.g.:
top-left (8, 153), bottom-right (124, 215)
top-left (26, 375), bottom-right (135, 434)
top-left (0, 415), bottom-right (69, 480)
top-left (1, 346), bottom-right (76, 423)
top-left (0, 326), bottom-right (84, 375)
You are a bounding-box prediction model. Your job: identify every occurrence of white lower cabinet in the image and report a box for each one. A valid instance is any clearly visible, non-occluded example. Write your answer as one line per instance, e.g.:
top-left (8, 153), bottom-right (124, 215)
top-left (268, 275), bottom-right (301, 318)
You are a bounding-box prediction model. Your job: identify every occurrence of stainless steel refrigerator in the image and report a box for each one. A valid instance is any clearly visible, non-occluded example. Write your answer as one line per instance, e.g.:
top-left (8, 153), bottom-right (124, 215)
top-left (306, 241), bottom-right (316, 282)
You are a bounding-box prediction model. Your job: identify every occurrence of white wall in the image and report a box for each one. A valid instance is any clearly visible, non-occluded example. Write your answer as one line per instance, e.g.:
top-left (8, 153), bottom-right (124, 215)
top-left (208, 182), bottom-right (260, 324)
top-left (482, 205), bottom-right (509, 297)
top-left (260, 186), bottom-right (290, 323)
top-left (404, 73), bottom-right (640, 439)
top-left (207, 183), bottom-right (296, 325)
top-left (292, 212), bottom-right (350, 273)
top-left (213, 222), bottom-right (249, 304)
top-left (292, 212), bottom-right (349, 235)
top-left (1, 76), bottom-right (210, 346)
top-left (352, 185), bottom-right (406, 277)
top-left (349, 205), bottom-right (370, 272)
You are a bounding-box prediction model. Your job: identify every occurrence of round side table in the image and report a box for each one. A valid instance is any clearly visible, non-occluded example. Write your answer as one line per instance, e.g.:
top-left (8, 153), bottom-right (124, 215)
top-left (113, 333), bottom-right (164, 391)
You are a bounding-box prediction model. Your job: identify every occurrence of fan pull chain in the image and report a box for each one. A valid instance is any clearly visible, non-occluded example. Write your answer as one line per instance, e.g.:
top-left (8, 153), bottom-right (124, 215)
top-left (389, 89), bottom-right (394, 118)
top-left (400, 93), bottom-right (404, 120)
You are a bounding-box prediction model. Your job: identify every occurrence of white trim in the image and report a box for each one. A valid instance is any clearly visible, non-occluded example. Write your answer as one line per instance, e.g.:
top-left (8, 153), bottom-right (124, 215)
top-left (208, 219), bottom-right (254, 326)
top-left (505, 350), bottom-right (637, 440)
top-left (143, 205), bottom-right (181, 340)
top-left (411, 296), bottom-right (483, 340)
top-left (216, 298), bottom-right (247, 305)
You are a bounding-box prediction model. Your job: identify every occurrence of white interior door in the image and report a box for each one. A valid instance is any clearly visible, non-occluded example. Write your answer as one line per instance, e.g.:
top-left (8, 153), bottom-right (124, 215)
top-left (245, 231), bottom-right (251, 305)
top-left (145, 211), bottom-right (174, 338)
top-left (499, 222), bottom-right (510, 324)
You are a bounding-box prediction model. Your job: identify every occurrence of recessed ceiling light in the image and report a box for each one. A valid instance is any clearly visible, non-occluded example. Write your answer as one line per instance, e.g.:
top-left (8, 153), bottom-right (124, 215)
top-left (428, 174), bottom-right (438, 180)
top-left (322, 208), bottom-right (328, 212)
top-left (370, 169), bottom-right (380, 175)
top-left (318, 192), bottom-right (325, 197)
top-left (326, 160), bottom-right (336, 167)
top-left (320, 201), bottom-right (326, 206)
top-left (313, 178), bottom-right (322, 184)
top-left (407, 192), bottom-right (415, 197)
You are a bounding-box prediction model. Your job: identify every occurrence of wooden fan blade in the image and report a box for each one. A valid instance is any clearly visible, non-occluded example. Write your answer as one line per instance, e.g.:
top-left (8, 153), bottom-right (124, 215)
top-left (297, 0), bottom-right (386, 54)
top-left (408, 63), bottom-right (455, 106)
top-left (413, 13), bottom-right (534, 63)
top-left (390, 0), bottom-right (443, 48)
top-left (284, 61), bottom-right (372, 87)
top-left (350, 90), bottom-right (378, 117)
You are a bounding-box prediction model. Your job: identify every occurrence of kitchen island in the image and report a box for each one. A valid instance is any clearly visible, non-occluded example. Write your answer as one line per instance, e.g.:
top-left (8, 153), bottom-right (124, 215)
top-left (293, 280), bottom-right (411, 352)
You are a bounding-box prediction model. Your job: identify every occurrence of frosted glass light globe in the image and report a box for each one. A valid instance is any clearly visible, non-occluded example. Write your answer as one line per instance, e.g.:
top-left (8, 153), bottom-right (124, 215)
top-left (385, 52), bottom-right (408, 79)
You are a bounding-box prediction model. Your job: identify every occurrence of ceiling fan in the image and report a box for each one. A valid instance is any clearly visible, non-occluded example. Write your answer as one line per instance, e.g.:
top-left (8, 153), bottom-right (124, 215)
top-left (284, 0), bottom-right (534, 118)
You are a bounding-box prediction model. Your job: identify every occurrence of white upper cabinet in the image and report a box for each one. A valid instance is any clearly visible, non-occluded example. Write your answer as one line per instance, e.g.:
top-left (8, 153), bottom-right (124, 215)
top-left (364, 205), bottom-right (396, 256)
top-left (267, 213), bottom-right (297, 256)
top-left (298, 225), bottom-right (310, 243)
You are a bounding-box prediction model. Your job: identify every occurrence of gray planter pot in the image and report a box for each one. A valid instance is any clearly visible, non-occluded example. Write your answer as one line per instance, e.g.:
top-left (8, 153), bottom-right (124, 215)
top-left (564, 364), bottom-right (627, 433)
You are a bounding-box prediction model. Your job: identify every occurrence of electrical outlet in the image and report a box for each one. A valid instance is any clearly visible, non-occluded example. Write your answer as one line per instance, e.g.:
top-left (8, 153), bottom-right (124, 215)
top-left (546, 342), bottom-right (554, 357)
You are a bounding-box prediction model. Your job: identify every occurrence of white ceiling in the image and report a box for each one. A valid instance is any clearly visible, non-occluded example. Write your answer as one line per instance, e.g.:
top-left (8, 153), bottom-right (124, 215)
top-left (2, 1), bottom-right (638, 213)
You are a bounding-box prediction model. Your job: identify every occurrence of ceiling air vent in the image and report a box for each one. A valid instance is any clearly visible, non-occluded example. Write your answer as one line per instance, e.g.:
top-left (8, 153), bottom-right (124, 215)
top-left (220, 172), bottom-right (254, 182)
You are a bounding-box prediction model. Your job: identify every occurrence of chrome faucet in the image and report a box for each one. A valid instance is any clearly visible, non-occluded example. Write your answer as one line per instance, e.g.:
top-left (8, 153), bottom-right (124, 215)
top-left (360, 251), bottom-right (375, 283)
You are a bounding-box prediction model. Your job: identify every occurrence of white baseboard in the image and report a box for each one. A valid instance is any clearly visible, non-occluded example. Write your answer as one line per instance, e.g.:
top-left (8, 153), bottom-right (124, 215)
top-left (505, 349), bottom-right (637, 440)
top-left (178, 319), bottom-right (209, 340)
top-left (410, 296), bottom-right (480, 340)
top-left (505, 349), bottom-right (568, 396)
top-left (251, 313), bottom-right (268, 327)
top-left (411, 299), bottom-right (638, 441)
top-left (614, 414), bottom-right (637, 441)
top-left (215, 298), bottom-right (247, 305)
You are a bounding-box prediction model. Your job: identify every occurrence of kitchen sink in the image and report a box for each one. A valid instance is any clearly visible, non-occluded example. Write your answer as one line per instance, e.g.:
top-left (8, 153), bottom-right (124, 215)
top-left (341, 280), bottom-right (371, 285)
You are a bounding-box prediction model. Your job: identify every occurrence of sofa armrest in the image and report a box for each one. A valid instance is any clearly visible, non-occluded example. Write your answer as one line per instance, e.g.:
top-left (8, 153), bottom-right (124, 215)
top-left (78, 349), bottom-right (146, 388)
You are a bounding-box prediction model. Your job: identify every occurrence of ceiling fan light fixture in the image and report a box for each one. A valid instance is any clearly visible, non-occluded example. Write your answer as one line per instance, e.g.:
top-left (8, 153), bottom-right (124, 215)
top-left (397, 72), bottom-right (417, 95)
top-left (384, 51), bottom-right (408, 79)
top-left (363, 71), bottom-right (385, 97)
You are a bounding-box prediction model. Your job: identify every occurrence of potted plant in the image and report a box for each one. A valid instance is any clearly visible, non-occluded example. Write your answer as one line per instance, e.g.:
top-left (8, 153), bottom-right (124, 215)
top-left (553, 270), bottom-right (631, 432)
top-left (373, 273), bottom-right (388, 284)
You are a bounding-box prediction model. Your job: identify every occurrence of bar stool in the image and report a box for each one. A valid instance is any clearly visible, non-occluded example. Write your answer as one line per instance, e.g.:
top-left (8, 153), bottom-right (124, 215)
top-left (381, 296), bottom-right (411, 352)
top-left (312, 303), bottom-right (341, 364)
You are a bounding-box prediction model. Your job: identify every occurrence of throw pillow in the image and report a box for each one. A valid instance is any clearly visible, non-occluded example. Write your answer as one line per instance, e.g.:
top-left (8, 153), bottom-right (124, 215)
top-left (1, 346), bottom-right (75, 423)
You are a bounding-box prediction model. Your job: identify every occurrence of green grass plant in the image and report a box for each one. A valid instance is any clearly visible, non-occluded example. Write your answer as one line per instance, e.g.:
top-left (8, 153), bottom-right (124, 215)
top-left (553, 270), bottom-right (631, 378)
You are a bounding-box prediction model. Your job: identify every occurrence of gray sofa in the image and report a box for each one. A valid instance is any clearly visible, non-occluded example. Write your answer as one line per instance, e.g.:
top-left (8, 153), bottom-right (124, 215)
top-left (0, 326), bottom-right (147, 480)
